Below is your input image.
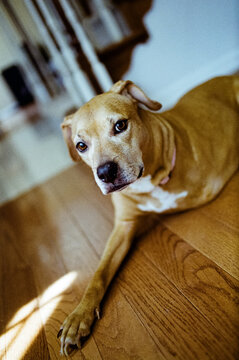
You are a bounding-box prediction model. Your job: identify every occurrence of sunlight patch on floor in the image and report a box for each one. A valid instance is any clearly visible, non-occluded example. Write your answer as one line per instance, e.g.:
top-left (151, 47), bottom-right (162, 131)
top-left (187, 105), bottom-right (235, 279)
top-left (0, 271), bottom-right (78, 359)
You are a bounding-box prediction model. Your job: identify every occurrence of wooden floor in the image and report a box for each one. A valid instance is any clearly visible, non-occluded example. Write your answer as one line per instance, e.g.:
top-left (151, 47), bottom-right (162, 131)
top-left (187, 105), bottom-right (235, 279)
top-left (0, 164), bottom-right (238, 360)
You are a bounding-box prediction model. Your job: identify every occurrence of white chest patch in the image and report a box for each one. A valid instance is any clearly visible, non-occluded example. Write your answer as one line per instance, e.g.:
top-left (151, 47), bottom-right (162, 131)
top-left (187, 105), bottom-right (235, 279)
top-left (129, 175), bottom-right (155, 193)
top-left (129, 175), bottom-right (188, 213)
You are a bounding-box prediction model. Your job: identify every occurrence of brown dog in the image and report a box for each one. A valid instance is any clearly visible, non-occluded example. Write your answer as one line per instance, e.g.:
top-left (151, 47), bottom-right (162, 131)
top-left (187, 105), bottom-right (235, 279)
top-left (59, 76), bottom-right (239, 355)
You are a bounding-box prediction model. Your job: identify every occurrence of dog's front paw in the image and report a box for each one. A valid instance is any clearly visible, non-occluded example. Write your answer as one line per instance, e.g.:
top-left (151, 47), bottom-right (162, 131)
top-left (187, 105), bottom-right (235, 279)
top-left (57, 304), bottom-right (100, 356)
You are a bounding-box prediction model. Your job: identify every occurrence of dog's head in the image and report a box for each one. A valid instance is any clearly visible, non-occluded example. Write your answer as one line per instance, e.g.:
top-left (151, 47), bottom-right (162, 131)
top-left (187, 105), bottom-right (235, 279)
top-left (61, 80), bottom-right (162, 195)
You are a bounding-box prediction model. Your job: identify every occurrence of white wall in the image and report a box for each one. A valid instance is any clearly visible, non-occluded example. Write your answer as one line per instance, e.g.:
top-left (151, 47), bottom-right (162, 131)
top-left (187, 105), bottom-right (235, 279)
top-left (124, 0), bottom-right (239, 108)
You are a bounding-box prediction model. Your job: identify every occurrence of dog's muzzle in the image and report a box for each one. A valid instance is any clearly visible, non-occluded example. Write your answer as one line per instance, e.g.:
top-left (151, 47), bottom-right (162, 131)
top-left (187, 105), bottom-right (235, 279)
top-left (96, 162), bottom-right (144, 194)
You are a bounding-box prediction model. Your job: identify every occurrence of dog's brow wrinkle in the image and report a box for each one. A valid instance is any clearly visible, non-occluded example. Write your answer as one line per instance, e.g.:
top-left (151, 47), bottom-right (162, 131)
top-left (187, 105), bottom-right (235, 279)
top-left (74, 134), bottom-right (80, 143)
top-left (113, 155), bottom-right (120, 162)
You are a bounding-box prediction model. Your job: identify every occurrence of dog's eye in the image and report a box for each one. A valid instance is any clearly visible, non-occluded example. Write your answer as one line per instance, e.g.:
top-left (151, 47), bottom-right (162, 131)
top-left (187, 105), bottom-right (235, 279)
top-left (76, 141), bottom-right (88, 152)
top-left (114, 119), bottom-right (128, 134)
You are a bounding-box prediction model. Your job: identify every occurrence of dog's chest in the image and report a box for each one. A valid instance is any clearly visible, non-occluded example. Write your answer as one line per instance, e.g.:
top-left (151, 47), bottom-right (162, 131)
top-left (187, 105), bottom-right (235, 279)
top-left (128, 175), bottom-right (188, 213)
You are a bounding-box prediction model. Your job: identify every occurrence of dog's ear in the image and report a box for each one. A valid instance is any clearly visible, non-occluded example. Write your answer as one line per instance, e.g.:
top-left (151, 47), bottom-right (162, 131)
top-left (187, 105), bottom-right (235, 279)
top-left (61, 114), bottom-right (80, 162)
top-left (110, 80), bottom-right (162, 111)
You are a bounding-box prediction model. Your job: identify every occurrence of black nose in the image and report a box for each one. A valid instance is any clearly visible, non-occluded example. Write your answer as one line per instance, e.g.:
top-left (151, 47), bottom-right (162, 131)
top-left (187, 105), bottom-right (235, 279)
top-left (97, 161), bottom-right (118, 183)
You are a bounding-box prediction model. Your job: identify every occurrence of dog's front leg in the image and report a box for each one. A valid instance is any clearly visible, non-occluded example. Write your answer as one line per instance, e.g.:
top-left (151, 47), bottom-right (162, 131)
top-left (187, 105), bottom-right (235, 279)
top-left (58, 219), bottom-right (138, 356)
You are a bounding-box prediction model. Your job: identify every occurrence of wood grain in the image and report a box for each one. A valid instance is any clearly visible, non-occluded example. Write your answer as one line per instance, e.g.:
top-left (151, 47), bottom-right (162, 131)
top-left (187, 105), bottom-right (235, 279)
top-left (0, 164), bottom-right (238, 359)
top-left (46, 164), bottom-right (114, 256)
top-left (92, 283), bottom-right (161, 360)
top-left (0, 214), bottom-right (50, 360)
top-left (136, 224), bottom-right (239, 357)
top-left (118, 247), bottom-right (235, 360)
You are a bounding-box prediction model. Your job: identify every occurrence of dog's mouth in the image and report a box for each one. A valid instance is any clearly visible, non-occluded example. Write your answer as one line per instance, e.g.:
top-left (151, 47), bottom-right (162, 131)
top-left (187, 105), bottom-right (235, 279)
top-left (108, 183), bottom-right (131, 193)
top-left (138, 167), bottom-right (144, 179)
top-left (106, 166), bottom-right (144, 194)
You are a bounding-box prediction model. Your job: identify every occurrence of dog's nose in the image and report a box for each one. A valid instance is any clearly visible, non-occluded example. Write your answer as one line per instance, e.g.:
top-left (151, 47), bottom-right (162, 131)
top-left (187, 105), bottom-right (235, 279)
top-left (97, 161), bottom-right (118, 183)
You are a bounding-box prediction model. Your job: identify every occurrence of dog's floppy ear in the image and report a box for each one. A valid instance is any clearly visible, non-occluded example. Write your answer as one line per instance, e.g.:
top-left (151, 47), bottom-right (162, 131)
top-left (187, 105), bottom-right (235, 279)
top-left (110, 80), bottom-right (162, 111)
top-left (61, 114), bottom-right (80, 162)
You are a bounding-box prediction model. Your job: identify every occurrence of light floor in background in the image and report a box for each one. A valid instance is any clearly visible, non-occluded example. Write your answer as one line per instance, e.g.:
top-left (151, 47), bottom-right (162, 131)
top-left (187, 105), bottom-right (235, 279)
top-left (0, 94), bottom-right (75, 205)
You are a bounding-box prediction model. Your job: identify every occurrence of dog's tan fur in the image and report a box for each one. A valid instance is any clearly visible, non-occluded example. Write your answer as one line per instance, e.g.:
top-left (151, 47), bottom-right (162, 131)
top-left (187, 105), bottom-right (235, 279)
top-left (59, 76), bottom-right (239, 355)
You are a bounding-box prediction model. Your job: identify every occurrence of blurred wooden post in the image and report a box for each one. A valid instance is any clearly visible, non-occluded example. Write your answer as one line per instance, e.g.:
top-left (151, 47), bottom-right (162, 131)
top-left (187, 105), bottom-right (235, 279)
top-left (24, 0), bottom-right (82, 106)
top-left (59, 0), bottom-right (113, 92)
top-left (92, 0), bottom-right (123, 42)
top-left (0, 8), bottom-right (48, 104)
top-left (2, 0), bottom-right (56, 99)
top-left (35, 0), bottom-right (96, 103)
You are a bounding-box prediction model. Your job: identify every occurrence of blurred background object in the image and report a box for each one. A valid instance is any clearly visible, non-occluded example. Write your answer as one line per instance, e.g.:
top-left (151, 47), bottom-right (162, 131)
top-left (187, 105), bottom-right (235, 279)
top-left (0, 0), bottom-right (238, 204)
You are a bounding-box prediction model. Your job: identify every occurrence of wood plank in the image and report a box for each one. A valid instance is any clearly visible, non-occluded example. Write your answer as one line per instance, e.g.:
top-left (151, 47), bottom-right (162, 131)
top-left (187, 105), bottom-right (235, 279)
top-left (92, 282), bottom-right (161, 360)
top-left (1, 164), bottom-right (238, 359)
top-left (46, 164), bottom-right (114, 256)
top-left (0, 173), bottom-right (169, 359)
top-left (118, 245), bottom-right (235, 360)
top-left (0, 215), bottom-right (50, 360)
top-left (0, 217), bottom-right (6, 360)
top-left (136, 223), bottom-right (239, 357)
top-left (0, 186), bottom-right (103, 359)
top-left (38, 180), bottom-right (173, 359)
top-left (44, 171), bottom-right (168, 359)
top-left (49, 164), bottom-right (114, 223)
top-left (162, 172), bottom-right (239, 280)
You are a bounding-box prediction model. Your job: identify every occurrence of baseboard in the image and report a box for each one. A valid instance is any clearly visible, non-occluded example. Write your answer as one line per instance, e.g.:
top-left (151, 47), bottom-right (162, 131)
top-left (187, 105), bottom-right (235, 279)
top-left (156, 49), bottom-right (239, 109)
